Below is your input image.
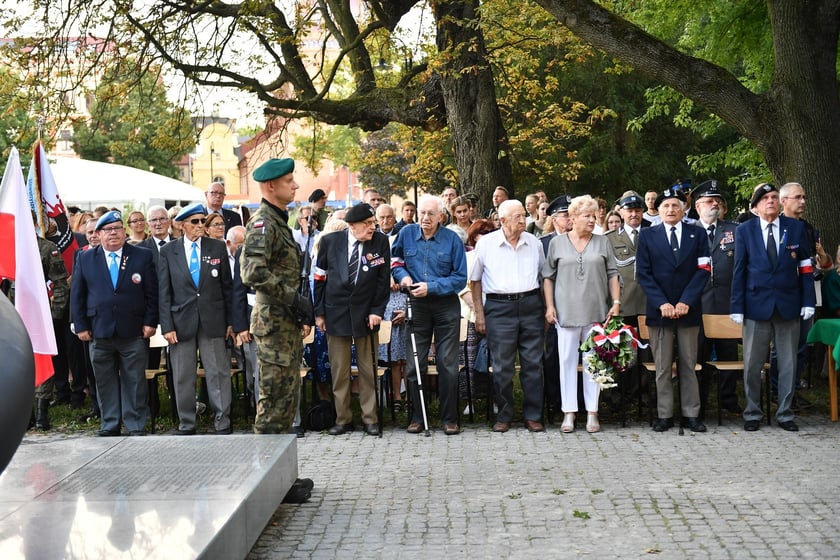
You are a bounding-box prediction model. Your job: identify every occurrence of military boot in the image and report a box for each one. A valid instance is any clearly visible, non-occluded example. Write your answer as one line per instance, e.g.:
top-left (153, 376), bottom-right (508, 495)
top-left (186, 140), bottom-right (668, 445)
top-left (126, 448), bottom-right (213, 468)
top-left (34, 398), bottom-right (50, 430)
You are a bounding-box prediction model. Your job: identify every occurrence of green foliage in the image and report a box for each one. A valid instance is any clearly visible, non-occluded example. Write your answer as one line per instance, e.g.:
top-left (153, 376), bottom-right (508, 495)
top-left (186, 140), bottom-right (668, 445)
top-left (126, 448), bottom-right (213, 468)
top-left (72, 65), bottom-right (195, 179)
top-left (0, 68), bottom-right (44, 168)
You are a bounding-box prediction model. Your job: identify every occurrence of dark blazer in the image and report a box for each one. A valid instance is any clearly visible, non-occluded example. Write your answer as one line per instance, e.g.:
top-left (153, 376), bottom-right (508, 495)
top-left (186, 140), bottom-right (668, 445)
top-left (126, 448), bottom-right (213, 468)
top-left (540, 232), bottom-right (556, 256)
top-left (158, 236), bottom-right (233, 339)
top-left (730, 216), bottom-right (815, 321)
top-left (636, 222), bottom-right (710, 327)
top-left (314, 230), bottom-right (390, 337)
top-left (139, 236), bottom-right (172, 268)
top-left (70, 243), bottom-right (158, 338)
top-left (221, 208), bottom-right (242, 233)
top-left (699, 220), bottom-right (737, 314)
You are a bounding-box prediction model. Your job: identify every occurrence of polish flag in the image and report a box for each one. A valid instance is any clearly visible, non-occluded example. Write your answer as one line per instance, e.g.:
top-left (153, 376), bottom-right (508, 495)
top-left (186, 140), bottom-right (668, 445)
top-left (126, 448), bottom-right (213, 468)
top-left (0, 147), bottom-right (57, 385)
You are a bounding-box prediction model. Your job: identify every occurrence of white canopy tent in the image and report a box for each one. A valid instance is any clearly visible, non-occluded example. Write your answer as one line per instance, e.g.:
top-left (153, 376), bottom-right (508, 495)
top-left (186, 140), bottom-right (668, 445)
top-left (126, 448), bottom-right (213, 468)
top-left (49, 157), bottom-right (205, 211)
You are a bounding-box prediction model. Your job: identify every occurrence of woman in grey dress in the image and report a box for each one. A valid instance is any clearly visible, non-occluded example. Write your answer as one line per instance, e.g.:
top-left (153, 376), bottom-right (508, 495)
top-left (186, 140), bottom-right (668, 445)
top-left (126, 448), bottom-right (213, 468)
top-left (542, 195), bottom-right (621, 433)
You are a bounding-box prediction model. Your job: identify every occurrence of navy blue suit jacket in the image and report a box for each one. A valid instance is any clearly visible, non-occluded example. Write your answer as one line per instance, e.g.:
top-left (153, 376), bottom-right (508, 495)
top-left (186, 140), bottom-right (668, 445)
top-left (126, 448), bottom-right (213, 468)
top-left (730, 215), bottom-right (815, 321)
top-left (636, 222), bottom-right (710, 327)
top-left (70, 243), bottom-right (158, 338)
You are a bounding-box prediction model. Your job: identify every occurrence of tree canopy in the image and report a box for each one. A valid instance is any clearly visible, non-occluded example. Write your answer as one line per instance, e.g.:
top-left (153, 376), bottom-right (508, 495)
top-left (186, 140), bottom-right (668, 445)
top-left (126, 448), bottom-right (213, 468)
top-left (6, 0), bottom-right (839, 244)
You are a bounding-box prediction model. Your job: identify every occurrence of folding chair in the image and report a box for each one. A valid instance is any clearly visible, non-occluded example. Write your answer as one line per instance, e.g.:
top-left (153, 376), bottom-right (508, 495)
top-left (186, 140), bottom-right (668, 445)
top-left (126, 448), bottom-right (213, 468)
top-left (701, 314), bottom-right (771, 426)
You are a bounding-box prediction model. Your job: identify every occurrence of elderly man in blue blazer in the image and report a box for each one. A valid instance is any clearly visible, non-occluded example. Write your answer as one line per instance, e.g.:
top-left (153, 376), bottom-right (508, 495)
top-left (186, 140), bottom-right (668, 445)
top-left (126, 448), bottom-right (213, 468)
top-left (730, 183), bottom-right (815, 432)
top-left (70, 211), bottom-right (158, 436)
top-left (313, 203), bottom-right (390, 436)
top-left (636, 187), bottom-right (711, 433)
top-left (159, 203), bottom-right (234, 435)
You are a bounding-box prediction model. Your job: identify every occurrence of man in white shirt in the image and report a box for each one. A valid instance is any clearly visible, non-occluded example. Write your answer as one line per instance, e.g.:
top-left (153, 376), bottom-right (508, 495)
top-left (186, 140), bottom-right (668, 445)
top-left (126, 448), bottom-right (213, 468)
top-left (471, 200), bottom-right (546, 433)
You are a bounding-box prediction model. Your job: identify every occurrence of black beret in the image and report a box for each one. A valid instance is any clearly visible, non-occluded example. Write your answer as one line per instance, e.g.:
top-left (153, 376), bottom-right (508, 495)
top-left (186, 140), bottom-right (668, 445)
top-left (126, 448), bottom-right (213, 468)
top-left (345, 203), bottom-right (375, 223)
top-left (547, 194), bottom-right (572, 215)
top-left (308, 188), bottom-right (326, 203)
top-left (750, 183), bottom-right (777, 208)
top-left (654, 187), bottom-right (686, 209)
top-left (691, 179), bottom-right (725, 201)
top-left (253, 158), bottom-right (295, 182)
top-left (618, 194), bottom-right (645, 209)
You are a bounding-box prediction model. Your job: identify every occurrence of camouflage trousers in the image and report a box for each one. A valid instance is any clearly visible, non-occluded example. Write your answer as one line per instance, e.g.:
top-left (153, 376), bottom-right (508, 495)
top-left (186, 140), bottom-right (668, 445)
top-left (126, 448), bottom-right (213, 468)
top-left (253, 332), bottom-right (301, 434)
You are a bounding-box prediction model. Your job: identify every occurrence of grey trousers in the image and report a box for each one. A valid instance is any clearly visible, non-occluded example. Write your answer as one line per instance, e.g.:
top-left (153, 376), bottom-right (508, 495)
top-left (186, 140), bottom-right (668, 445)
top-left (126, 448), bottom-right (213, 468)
top-left (742, 315), bottom-right (798, 423)
top-left (649, 324), bottom-right (700, 419)
top-left (169, 328), bottom-right (232, 432)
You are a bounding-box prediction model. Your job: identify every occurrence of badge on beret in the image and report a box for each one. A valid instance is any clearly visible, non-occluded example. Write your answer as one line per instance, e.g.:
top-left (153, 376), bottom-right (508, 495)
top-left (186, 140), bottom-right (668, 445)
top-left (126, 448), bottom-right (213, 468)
top-left (211, 269), bottom-right (219, 278)
top-left (131, 273), bottom-right (142, 284)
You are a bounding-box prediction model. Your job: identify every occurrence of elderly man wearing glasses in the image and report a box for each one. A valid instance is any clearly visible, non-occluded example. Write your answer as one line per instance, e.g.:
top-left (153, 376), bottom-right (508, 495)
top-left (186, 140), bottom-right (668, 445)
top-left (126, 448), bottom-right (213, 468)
top-left (70, 211), bottom-right (158, 436)
top-left (158, 202), bottom-right (234, 435)
top-left (205, 181), bottom-right (242, 233)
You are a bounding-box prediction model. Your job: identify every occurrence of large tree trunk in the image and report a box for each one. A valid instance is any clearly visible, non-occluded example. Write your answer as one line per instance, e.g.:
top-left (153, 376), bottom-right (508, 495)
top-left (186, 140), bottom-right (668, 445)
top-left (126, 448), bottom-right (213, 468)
top-left (534, 0), bottom-right (840, 248)
top-left (433, 0), bottom-right (513, 213)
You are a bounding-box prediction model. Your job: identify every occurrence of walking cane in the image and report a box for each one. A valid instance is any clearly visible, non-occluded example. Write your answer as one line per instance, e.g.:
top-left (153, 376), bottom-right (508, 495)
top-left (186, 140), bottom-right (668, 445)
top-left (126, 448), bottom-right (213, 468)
top-left (403, 287), bottom-right (431, 436)
top-left (370, 329), bottom-right (383, 438)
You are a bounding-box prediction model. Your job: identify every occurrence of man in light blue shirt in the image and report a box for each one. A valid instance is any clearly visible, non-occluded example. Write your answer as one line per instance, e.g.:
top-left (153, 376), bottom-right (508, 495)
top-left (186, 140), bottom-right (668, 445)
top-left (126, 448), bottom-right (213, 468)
top-left (391, 194), bottom-right (467, 435)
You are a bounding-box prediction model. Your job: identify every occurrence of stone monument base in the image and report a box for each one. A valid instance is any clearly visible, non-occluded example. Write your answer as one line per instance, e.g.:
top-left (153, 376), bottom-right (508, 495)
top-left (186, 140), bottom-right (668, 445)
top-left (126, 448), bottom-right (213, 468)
top-left (0, 434), bottom-right (297, 559)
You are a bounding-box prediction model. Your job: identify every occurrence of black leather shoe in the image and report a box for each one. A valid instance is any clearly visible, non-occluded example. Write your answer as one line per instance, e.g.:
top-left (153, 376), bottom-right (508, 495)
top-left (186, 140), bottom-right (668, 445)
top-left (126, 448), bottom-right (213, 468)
top-left (174, 428), bottom-right (196, 435)
top-left (744, 420), bottom-right (760, 432)
top-left (778, 420), bottom-right (799, 432)
top-left (363, 423), bottom-right (380, 436)
top-left (97, 429), bottom-right (121, 437)
top-left (214, 426), bottom-right (233, 435)
top-left (128, 430), bottom-right (146, 436)
top-left (282, 483), bottom-right (311, 504)
top-left (681, 417), bottom-right (707, 432)
top-left (289, 426), bottom-right (305, 438)
top-left (652, 418), bottom-right (674, 432)
top-left (328, 423), bottom-right (355, 435)
top-left (294, 478), bottom-right (314, 491)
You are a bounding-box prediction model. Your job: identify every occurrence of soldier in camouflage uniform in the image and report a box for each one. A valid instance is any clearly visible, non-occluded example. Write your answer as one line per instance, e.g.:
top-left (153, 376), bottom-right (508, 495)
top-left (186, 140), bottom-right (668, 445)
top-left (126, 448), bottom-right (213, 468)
top-left (242, 157), bottom-right (314, 504)
top-left (2, 222), bottom-right (70, 430)
top-left (241, 158), bottom-right (313, 434)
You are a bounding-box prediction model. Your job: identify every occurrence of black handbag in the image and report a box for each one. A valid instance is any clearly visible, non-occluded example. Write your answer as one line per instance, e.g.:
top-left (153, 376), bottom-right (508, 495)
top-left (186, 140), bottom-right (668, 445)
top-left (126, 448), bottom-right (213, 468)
top-left (305, 400), bottom-right (336, 431)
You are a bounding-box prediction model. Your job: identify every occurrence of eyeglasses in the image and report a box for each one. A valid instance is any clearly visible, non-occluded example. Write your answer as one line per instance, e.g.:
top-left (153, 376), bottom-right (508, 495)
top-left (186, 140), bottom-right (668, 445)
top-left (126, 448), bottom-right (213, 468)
top-left (100, 226), bottom-right (123, 233)
top-left (207, 191), bottom-right (226, 197)
top-left (148, 217), bottom-right (169, 224)
top-left (378, 215), bottom-right (395, 220)
top-left (186, 218), bottom-right (204, 225)
top-left (208, 222), bottom-right (225, 228)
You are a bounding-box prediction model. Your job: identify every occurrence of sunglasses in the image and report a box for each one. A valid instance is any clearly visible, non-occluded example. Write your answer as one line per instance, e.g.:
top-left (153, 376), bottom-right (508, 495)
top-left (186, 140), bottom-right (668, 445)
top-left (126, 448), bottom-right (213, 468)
top-left (186, 218), bottom-right (204, 225)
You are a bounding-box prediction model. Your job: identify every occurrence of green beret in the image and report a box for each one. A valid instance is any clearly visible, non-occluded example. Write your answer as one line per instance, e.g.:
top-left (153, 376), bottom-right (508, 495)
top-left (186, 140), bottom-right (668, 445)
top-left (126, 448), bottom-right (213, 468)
top-left (253, 158), bottom-right (295, 182)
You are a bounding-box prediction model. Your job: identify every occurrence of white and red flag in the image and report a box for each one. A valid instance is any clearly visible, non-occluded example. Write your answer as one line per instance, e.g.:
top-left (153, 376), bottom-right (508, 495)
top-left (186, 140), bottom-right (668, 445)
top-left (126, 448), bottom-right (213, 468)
top-left (0, 146), bottom-right (57, 385)
top-left (28, 141), bottom-right (77, 274)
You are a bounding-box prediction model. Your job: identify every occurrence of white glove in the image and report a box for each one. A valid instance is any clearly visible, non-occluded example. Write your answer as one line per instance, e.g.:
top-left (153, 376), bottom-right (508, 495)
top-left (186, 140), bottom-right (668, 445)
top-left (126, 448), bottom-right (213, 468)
top-left (729, 313), bottom-right (743, 325)
top-left (800, 307), bottom-right (815, 320)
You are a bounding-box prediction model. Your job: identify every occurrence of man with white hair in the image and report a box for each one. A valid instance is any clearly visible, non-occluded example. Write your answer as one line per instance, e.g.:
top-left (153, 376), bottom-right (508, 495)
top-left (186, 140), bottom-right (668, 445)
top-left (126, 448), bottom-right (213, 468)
top-left (391, 194), bottom-right (467, 435)
top-left (471, 200), bottom-right (545, 432)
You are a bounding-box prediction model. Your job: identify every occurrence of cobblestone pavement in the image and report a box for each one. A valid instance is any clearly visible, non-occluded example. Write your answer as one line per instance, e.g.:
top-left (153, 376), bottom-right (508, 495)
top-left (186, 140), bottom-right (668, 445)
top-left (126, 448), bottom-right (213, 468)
top-left (248, 416), bottom-right (840, 560)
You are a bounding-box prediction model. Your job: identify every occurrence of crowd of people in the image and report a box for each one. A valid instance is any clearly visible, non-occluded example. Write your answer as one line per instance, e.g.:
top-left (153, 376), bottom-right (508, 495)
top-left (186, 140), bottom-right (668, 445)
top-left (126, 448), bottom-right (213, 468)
top-left (10, 172), bottom-right (839, 448)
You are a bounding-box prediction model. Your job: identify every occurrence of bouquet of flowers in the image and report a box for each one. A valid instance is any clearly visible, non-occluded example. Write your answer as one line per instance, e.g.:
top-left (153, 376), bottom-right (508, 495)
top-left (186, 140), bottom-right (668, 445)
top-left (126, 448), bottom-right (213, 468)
top-left (579, 316), bottom-right (648, 390)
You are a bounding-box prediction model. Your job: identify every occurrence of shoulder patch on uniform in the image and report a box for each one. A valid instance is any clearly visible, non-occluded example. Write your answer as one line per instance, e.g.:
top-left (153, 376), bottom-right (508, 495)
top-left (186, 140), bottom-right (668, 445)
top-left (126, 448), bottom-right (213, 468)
top-left (253, 220), bottom-right (264, 229)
